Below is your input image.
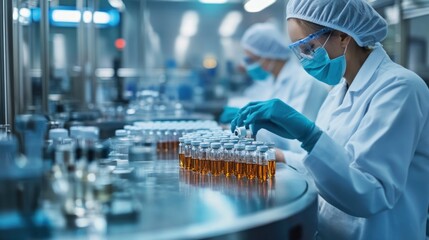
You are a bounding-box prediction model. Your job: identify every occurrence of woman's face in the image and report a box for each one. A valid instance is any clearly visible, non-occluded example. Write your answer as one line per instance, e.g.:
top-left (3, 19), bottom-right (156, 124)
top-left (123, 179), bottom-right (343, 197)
top-left (244, 49), bottom-right (274, 73)
top-left (287, 18), bottom-right (346, 61)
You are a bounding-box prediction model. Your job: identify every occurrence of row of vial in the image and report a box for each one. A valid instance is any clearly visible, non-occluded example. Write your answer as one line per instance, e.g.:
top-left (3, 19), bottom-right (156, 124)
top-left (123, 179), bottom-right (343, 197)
top-left (111, 120), bottom-right (222, 159)
top-left (178, 135), bottom-right (276, 182)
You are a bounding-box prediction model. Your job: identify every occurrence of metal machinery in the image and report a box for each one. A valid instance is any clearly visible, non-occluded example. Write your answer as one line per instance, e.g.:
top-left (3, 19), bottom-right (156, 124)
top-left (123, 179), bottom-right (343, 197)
top-left (54, 162), bottom-right (318, 240)
top-left (1, 0), bottom-right (429, 239)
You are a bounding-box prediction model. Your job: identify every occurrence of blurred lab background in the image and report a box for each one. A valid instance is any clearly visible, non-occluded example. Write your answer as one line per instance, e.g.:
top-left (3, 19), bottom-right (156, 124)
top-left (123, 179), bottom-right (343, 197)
top-left (2, 0), bottom-right (429, 135)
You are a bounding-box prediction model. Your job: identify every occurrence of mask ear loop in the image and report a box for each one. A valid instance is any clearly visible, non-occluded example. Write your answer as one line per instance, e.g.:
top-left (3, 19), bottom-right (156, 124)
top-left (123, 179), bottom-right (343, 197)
top-left (343, 37), bottom-right (351, 55)
top-left (321, 31), bottom-right (333, 48)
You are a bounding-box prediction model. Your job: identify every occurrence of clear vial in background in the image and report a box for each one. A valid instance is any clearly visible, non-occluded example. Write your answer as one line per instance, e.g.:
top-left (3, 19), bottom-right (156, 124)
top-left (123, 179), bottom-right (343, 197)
top-left (257, 146), bottom-right (269, 182)
top-left (234, 144), bottom-right (246, 179)
top-left (110, 129), bottom-right (133, 162)
top-left (244, 145), bottom-right (257, 180)
top-left (191, 141), bottom-right (201, 172)
top-left (266, 142), bottom-right (276, 178)
top-left (0, 124), bottom-right (11, 139)
top-left (223, 143), bottom-right (235, 177)
top-left (178, 137), bottom-right (186, 168)
top-left (184, 139), bottom-right (192, 170)
top-left (199, 142), bottom-right (210, 175)
top-left (93, 147), bottom-right (114, 205)
top-left (49, 128), bottom-right (69, 146)
top-left (209, 142), bottom-right (222, 176)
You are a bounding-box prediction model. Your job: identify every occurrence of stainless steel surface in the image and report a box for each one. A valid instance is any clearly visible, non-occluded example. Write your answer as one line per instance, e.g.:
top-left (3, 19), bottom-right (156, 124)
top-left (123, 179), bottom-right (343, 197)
top-left (0, 0), bottom-right (14, 126)
top-left (12, 0), bottom-right (22, 117)
top-left (403, 0), bottom-right (429, 19)
top-left (89, 0), bottom-right (98, 105)
top-left (76, 0), bottom-right (87, 107)
top-left (41, 0), bottom-right (50, 114)
top-left (56, 161), bottom-right (317, 239)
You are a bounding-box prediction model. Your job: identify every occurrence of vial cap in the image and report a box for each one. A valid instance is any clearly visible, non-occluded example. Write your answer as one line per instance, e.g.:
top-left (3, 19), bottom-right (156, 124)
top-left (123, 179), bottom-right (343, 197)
top-left (123, 125), bottom-right (133, 130)
top-left (211, 143), bottom-right (221, 149)
top-left (245, 145), bottom-right (256, 151)
top-left (115, 129), bottom-right (127, 137)
top-left (200, 142), bottom-right (210, 148)
top-left (234, 144), bottom-right (245, 150)
top-left (234, 126), bottom-right (248, 138)
top-left (70, 126), bottom-right (83, 138)
top-left (252, 141), bottom-right (264, 146)
top-left (230, 136), bottom-right (240, 140)
top-left (224, 143), bottom-right (234, 149)
top-left (179, 137), bottom-right (185, 143)
top-left (257, 146), bottom-right (269, 152)
top-left (184, 139), bottom-right (192, 144)
top-left (82, 128), bottom-right (99, 140)
top-left (49, 128), bottom-right (69, 140)
top-left (191, 141), bottom-right (201, 146)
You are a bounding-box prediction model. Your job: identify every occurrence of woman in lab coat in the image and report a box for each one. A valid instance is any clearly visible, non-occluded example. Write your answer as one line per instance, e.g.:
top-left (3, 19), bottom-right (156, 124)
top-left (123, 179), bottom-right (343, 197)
top-left (221, 22), bottom-right (329, 151)
top-left (231, 0), bottom-right (429, 239)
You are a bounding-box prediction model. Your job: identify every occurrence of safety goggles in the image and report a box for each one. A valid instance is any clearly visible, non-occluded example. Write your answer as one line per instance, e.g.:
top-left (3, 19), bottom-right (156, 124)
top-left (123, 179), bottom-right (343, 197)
top-left (242, 56), bottom-right (262, 66)
top-left (288, 28), bottom-right (332, 60)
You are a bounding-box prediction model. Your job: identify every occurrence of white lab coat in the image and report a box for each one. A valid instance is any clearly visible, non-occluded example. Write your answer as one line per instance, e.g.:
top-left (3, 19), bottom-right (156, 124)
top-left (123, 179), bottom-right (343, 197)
top-left (290, 46), bottom-right (429, 239)
top-left (256, 58), bottom-right (329, 150)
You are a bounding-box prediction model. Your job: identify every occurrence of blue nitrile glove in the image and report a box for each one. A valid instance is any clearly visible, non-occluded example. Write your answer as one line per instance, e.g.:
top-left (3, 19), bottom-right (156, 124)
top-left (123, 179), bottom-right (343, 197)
top-left (230, 99), bottom-right (322, 152)
top-left (219, 107), bottom-right (239, 124)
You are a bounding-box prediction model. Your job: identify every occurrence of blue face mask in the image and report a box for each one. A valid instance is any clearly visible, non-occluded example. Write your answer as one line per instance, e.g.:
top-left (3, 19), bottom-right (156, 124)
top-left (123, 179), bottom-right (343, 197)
top-left (245, 62), bottom-right (270, 81)
top-left (300, 47), bottom-right (346, 85)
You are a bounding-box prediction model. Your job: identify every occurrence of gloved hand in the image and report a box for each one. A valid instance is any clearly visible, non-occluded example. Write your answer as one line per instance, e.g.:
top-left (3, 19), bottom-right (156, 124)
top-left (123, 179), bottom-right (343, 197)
top-left (230, 99), bottom-right (322, 152)
top-left (219, 107), bottom-right (239, 124)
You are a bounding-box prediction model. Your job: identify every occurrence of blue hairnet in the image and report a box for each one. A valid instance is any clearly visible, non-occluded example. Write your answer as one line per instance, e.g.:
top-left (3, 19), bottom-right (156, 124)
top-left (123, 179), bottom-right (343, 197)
top-left (286, 0), bottom-right (388, 47)
top-left (241, 23), bottom-right (291, 60)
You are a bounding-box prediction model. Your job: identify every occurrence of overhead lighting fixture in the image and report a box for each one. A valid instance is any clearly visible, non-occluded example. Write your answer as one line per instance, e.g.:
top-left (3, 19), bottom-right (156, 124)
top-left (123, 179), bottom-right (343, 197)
top-left (19, 8), bottom-right (31, 18)
top-left (180, 11), bottom-right (199, 37)
top-left (108, 0), bottom-right (125, 11)
top-left (199, 0), bottom-right (228, 4)
top-left (219, 11), bottom-right (242, 37)
top-left (83, 11), bottom-right (92, 23)
top-left (203, 55), bottom-right (218, 69)
top-left (49, 9), bottom-right (119, 26)
top-left (175, 35), bottom-right (190, 65)
top-left (244, 0), bottom-right (276, 13)
top-left (93, 11), bottom-right (110, 24)
top-left (51, 9), bottom-right (81, 23)
top-left (13, 8), bottom-right (18, 21)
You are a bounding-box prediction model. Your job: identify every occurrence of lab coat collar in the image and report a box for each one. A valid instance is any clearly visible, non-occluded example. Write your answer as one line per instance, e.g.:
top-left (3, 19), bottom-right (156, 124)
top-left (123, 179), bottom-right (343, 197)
top-left (347, 45), bottom-right (386, 93)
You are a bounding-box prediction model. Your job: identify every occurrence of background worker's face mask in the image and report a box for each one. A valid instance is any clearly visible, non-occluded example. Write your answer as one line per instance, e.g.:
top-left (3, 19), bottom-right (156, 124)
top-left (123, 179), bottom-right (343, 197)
top-left (289, 28), bottom-right (349, 85)
top-left (245, 62), bottom-right (270, 81)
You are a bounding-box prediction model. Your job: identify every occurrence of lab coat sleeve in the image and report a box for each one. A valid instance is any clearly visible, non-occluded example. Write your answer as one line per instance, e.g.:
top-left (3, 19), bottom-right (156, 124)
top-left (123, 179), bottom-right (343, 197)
top-left (282, 150), bottom-right (308, 174)
top-left (303, 79), bottom-right (428, 218)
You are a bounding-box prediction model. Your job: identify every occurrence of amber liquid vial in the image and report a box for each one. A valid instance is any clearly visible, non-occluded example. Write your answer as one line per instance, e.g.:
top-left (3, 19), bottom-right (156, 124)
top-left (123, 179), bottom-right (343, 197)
top-left (268, 161), bottom-right (276, 178)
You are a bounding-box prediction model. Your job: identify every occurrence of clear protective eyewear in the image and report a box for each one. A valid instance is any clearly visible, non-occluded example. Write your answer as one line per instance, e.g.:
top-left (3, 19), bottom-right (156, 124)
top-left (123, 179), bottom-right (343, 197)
top-left (288, 28), bottom-right (332, 60)
top-left (243, 56), bottom-right (257, 66)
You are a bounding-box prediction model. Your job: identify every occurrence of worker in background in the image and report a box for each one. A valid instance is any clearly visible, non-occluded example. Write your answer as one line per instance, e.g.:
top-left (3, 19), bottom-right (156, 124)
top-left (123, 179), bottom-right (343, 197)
top-left (232, 0), bottom-right (429, 239)
top-left (221, 22), bottom-right (329, 153)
